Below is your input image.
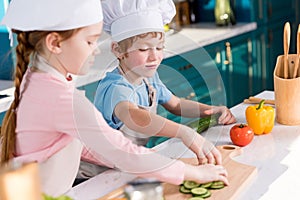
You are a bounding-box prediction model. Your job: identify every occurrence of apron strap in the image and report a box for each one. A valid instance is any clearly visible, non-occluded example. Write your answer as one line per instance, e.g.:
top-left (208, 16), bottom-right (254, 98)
top-left (143, 78), bottom-right (156, 107)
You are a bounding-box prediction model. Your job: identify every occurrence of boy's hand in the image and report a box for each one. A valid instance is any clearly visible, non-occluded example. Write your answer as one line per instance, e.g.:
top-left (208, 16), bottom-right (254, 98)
top-left (203, 106), bottom-right (236, 124)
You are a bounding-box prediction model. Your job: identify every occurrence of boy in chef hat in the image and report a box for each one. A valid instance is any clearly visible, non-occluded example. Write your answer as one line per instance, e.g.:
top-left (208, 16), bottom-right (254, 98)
top-left (1, 0), bottom-right (228, 197)
top-left (95, 0), bottom-right (236, 162)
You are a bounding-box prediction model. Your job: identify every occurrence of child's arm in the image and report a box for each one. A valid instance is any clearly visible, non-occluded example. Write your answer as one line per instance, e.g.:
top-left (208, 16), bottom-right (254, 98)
top-left (57, 90), bottom-right (187, 185)
top-left (162, 95), bottom-right (236, 124)
top-left (114, 101), bottom-right (223, 165)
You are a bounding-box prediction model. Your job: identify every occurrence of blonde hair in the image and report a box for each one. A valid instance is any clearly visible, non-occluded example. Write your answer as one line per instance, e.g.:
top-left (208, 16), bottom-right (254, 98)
top-left (0, 29), bottom-right (77, 166)
top-left (117, 32), bottom-right (164, 57)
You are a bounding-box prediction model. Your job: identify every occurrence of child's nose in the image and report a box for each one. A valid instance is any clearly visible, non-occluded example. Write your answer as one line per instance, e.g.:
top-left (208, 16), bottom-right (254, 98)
top-left (148, 48), bottom-right (159, 60)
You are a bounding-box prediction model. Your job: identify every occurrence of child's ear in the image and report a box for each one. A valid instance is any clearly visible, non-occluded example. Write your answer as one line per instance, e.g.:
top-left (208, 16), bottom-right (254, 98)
top-left (111, 42), bottom-right (123, 59)
top-left (45, 32), bottom-right (62, 54)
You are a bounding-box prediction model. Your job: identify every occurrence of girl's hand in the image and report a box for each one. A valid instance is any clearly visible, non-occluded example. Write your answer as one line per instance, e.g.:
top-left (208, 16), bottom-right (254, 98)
top-left (184, 163), bottom-right (229, 186)
top-left (189, 133), bottom-right (222, 165)
top-left (179, 126), bottom-right (222, 165)
top-left (203, 106), bottom-right (236, 125)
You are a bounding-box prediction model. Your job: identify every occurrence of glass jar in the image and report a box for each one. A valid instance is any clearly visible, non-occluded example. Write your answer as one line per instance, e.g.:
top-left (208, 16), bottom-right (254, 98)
top-left (124, 179), bottom-right (163, 200)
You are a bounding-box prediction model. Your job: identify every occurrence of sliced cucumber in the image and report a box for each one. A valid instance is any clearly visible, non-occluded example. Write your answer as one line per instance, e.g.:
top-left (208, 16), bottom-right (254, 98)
top-left (187, 197), bottom-right (204, 200)
top-left (179, 185), bottom-right (191, 194)
top-left (210, 181), bottom-right (225, 189)
top-left (183, 180), bottom-right (201, 189)
top-left (180, 179), bottom-right (225, 198)
top-left (191, 187), bottom-right (208, 196)
top-left (200, 182), bottom-right (213, 188)
top-left (200, 190), bottom-right (211, 198)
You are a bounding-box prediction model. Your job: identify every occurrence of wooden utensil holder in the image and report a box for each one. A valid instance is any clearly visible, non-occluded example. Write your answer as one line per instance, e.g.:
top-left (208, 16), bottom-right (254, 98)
top-left (274, 54), bottom-right (300, 125)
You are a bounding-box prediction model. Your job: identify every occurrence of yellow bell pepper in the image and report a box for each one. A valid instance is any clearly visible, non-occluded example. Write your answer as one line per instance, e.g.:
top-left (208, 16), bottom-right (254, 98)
top-left (245, 100), bottom-right (275, 135)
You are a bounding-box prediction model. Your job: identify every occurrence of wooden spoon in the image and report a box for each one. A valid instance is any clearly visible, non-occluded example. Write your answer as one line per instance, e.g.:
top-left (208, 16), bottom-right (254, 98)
top-left (283, 22), bottom-right (291, 79)
top-left (293, 24), bottom-right (300, 78)
top-left (243, 96), bottom-right (275, 105)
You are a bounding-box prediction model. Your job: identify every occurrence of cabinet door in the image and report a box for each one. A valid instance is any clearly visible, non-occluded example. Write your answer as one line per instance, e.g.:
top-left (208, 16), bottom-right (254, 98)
top-left (0, 111), bottom-right (5, 125)
top-left (250, 0), bottom-right (295, 24)
top-left (204, 42), bottom-right (229, 105)
top-left (0, 0), bottom-right (14, 80)
top-left (251, 27), bottom-right (269, 91)
top-left (158, 47), bottom-right (226, 124)
top-left (205, 33), bottom-right (257, 107)
top-left (223, 33), bottom-right (255, 107)
top-left (77, 81), bottom-right (99, 103)
top-left (0, 31), bottom-right (14, 80)
top-left (250, 0), bottom-right (267, 25)
top-left (158, 54), bottom-right (205, 124)
top-left (267, 0), bottom-right (295, 23)
top-left (183, 47), bottom-right (227, 106)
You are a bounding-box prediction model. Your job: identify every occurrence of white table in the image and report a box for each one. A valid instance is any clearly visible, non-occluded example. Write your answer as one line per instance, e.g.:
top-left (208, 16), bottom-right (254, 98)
top-left (66, 90), bottom-right (300, 199)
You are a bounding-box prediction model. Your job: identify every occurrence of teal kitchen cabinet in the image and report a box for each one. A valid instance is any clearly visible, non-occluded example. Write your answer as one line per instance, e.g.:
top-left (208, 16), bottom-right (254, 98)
top-left (157, 46), bottom-right (227, 124)
top-left (249, 0), bottom-right (297, 90)
top-left (250, 0), bottom-right (295, 25)
top-left (197, 0), bottom-right (297, 91)
top-left (0, 0), bottom-right (14, 80)
top-left (264, 23), bottom-right (286, 89)
top-left (157, 32), bottom-right (260, 122)
top-left (0, 112), bottom-right (5, 125)
top-left (251, 26), bottom-right (270, 90)
top-left (157, 30), bottom-right (265, 123)
top-left (77, 81), bottom-right (99, 103)
top-left (205, 31), bottom-right (264, 107)
top-left (158, 29), bottom-right (267, 124)
top-left (253, 1), bottom-right (296, 58)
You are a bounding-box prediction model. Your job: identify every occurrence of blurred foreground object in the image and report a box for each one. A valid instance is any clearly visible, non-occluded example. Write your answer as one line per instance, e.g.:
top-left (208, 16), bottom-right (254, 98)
top-left (0, 161), bottom-right (42, 200)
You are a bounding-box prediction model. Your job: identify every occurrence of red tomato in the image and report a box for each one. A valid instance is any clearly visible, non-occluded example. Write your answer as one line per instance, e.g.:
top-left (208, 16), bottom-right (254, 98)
top-left (230, 124), bottom-right (254, 147)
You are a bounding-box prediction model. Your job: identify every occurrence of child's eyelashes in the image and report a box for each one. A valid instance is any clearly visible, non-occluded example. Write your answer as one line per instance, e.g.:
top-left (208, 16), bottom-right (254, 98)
top-left (88, 41), bottom-right (96, 45)
top-left (87, 40), bottom-right (100, 49)
top-left (138, 48), bottom-right (148, 52)
top-left (138, 46), bottom-right (165, 51)
top-left (87, 38), bottom-right (100, 46)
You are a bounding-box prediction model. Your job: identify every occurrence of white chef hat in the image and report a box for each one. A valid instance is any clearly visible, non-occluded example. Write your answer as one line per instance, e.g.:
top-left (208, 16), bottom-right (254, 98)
top-left (1, 0), bottom-right (103, 31)
top-left (102, 0), bottom-right (176, 42)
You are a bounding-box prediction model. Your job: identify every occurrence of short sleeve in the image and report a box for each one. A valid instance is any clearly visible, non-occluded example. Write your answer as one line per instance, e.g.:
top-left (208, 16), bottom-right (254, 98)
top-left (151, 72), bottom-right (172, 104)
top-left (94, 71), bottom-right (138, 129)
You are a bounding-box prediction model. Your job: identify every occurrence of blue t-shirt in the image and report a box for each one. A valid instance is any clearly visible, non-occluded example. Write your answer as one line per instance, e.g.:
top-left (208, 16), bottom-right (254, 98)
top-left (94, 68), bottom-right (172, 130)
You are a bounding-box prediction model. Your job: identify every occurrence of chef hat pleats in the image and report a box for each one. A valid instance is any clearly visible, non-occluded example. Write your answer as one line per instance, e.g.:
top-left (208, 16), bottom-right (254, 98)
top-left (102, 0), bottom-right (175, 42)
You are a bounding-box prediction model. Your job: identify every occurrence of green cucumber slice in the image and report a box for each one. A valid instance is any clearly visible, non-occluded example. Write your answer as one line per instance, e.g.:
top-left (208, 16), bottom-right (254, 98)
top-left (200, 182), bottom-right (213, 188)
top-left (191, 187), bottom-right (208, 196)
top-left (179, 185), bottom-right (191, 194)
top-left (183, 181), bottom-right (201, 189)
top-left (200, 190), bottom-right (211, 198)
top-left (210, 181), bottom-right (225, 189)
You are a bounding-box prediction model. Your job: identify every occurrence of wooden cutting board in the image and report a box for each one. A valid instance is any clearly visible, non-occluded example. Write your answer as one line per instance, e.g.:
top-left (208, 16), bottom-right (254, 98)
top-left (163, 145), bottom-right (257, 200)
top-left (98, 145), bottom-right (257, 200)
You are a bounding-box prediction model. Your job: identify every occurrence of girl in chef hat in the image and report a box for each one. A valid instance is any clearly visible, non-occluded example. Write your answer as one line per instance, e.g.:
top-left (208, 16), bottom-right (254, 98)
top-left (0, 0), bottom-right (228, 197)
top-left (94, 0), bottom-right (236, 162)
